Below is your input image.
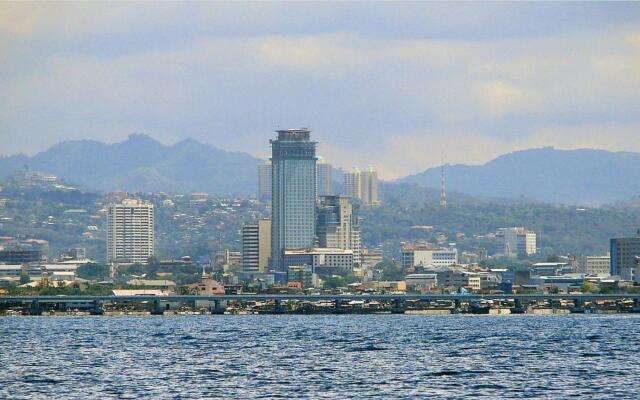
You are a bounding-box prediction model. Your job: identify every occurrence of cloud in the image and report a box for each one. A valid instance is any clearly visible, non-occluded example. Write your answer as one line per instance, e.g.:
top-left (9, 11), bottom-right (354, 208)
top-left (0, 3), bottom-right (639, 181)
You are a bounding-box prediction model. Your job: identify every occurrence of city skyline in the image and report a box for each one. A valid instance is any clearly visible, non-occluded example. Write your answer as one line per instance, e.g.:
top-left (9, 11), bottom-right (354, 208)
top-left (2, 3), bottom-right (640, 179)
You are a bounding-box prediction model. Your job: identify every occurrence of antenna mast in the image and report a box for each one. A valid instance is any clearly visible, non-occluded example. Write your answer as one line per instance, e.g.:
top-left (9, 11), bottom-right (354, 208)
top-left (440, 152), bottom-right (447, 209)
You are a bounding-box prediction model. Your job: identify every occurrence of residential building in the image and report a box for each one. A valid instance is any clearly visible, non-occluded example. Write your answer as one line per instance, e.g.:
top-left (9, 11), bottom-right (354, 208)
top-left (257, 160), bottom-right (271, 201)
top-left (494, 227), bottom-right (537, 258)
top-left (106, 198), bottom-right (154, 264)
top-left (287, 265), bottom-right (315, 289)
top-left (0, 249), bottom-right (42, 263)
top-left (242, 218), bottom-right (271, 272)
top-left (270, 128), bottom-right (317, 270)
top-left (343, 166), bottom-right (380, 206)
top-left (610, 233), bottom-right (640, 281)
top-left (360, 166), bottom-right (380, 206)
top-left (343, 167), bottom-right (361, 199)
top-left (584, 255), bottom-right (611, 276)
top-left (316, 158), bottom-right (332, 196)
top-left (316, 195), bottom-right (361, 264)
top-left (401, 242), bottom-right (458, 271)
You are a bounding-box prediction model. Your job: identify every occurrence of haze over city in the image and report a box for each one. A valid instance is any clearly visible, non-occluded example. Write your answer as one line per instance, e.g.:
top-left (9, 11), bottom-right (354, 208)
top-left (2, 2), bottom-right (640, 178)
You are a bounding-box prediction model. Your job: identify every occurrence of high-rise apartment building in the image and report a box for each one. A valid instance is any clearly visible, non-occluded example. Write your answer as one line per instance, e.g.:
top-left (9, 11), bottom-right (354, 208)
top-left (106, 198), bottom-right (154, 264)
top-left (494, 227), bottom-right (537, 258)
top-left (257, 160), bottom-right (272, 201)
top-left (343, 167), bottom-right (361, 199)
top-left (270, 128), bottom-right (317, 270)
top-left (316, 158), bottom-right (333, 196)
top-left (316, 195), bottom-right (361, 265)
top-left (610, 233), bottom-right (640, 281)
top-left (242, 218), bottom-right (271, 272)
top-left (361, 166), bottom-right (379, 206)
top-left (343, 166), bottom-right (379, 205)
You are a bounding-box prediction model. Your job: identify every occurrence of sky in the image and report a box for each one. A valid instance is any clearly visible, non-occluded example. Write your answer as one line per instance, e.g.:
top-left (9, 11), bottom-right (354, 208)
top-left (1, 2), bottom-right (639, 179)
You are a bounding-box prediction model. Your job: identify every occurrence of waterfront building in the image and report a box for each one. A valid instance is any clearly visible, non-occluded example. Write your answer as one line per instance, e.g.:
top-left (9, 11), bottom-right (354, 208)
top-left (468, 272), bottom-right (501, 291)
top-left (584, 255), bottom-right (611, 276)
top-left (494, 227), bottom-right (537, 258)
top-left (258, 160), bottom-right (272, 201)
top-left (316, 195), bottom-right (361, 265)
top-left (401, 242), bottom-right (458, 271)
top-left (316, 158), bottom-right (333, 196)
top-left (270, 128), bottom-right (317, 270)
top-left (405, 273), bottom-right (437, 291)
top-left (242, 218), bottom-right (271, 272)
top-left (106, 198), bottom-right (154, 264)
top-left (282, 248), bottom-right (354, 272)
top-left (610, 233), bottom-right (640, 281)
top-left (287, 265), bottom-right (315, 289)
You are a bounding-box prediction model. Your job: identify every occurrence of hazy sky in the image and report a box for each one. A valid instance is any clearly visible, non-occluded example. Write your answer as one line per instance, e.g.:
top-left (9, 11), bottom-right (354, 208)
top-left (1, 2), bottom-right (639, 178)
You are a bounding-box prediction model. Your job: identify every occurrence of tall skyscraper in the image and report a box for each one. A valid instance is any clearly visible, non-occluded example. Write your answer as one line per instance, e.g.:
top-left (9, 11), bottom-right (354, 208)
top-left (242, 218), bottom-right (271, 272)
top-left (316, 195), bottom-right (361, 265)
top-left (344, 166), bottom-right (379, 205)
top-left (610, 232), bottom-right (640, 281)
top-left (316, 158), bottom-right (333, 196)
top-left (270, 128), bottom-right (317, 270)
top-left (343, 167), bottom-right (361, 199)
top-left (257, 160), bottom-right (271, 201)
top-left (106, 198), bottom-right (154, 264)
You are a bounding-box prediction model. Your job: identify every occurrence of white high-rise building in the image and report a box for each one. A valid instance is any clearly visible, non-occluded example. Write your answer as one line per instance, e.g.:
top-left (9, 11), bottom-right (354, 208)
top-left (242, 218), bottom-right (271, 272)
top-left (361, 166), bottom-right (379, 206)
top-left (316, 158), bottom-right (333, 196)
top-left (316, 195), bottom-right (361, 265)
top-left (343, 166), bottom-right (379, 205)
top-left (257, 160), bottom-right (271, 201)
top-left (343, 167), bottom-right (361, 200)
top-left (106, 198), bottom-right (154, 264)
top-left (494, 227), bottom-right (537, 258)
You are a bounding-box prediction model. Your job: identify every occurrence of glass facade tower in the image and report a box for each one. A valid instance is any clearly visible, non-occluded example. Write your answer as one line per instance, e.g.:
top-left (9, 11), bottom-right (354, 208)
top-left (270, 128), bottom-right (317, 270)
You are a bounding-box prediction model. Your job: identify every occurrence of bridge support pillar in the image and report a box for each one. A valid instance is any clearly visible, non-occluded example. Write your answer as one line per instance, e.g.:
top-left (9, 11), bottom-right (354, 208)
top-left (453, 299), bottom-right (462, 313)
top-left (572, 299), bottom-right (585, 313)
top-left (512, 298), bottom-right (526, 314)
top-left (632, 298), bottom-right (640, 313)
top-left (150, 299), bottom-right (164, 315)
top-left (212, 299), bottom-right (226, 314)
top-left (27, 301), bottom-right (42, 316)
top-left (333, 299), bottom-right (343, 314)
top-left (392, 298), bottom-right (405, 314)
top-left (89, 300), bottom-right (104, 315)
top-left (274, 299), bottom-right (283, 314)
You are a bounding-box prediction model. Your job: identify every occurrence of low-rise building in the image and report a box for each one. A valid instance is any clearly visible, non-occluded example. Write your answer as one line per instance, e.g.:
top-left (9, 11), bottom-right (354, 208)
top-left (584, 255), bottom-right (611, 276)
top-left (405, 274), bottom-right (437, 292)
top-left (283, 248), bottom-right (354, 272)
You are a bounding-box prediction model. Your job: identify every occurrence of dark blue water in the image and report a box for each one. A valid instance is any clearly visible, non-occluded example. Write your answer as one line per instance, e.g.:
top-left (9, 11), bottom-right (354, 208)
top-left (1, 314), bottom-right (638, 399)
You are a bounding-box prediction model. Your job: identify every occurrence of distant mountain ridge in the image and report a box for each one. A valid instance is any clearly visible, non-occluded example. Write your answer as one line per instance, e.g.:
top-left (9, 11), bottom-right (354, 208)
top-left (0, 134), bottom-right (263, 195)
top-left (397, 147), bottom-right (640, 205)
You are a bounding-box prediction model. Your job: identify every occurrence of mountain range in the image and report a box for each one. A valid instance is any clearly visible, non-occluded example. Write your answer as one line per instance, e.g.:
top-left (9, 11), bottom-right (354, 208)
top-left (0, 134), bottom-right (262, 195)
top-left (1, 135), bottom-right (639, 205)
top-left (398, 147), bottom-right (640, 205)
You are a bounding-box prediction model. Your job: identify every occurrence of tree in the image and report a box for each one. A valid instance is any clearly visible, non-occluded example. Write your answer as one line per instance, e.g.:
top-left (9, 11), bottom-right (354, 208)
top-left (19, 275), bottom-right (30, 285)
top-left (580, 281), bottom-right (599, 294)
top-left (146, 257), bottom-right (160, 279)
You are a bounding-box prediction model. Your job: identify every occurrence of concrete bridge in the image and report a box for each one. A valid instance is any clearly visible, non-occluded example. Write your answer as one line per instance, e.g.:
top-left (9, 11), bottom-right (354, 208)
top-left (2, 293), bottom-right (640, 315)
